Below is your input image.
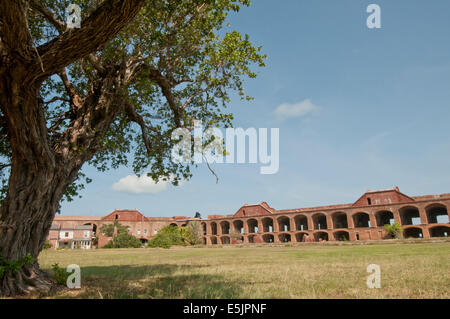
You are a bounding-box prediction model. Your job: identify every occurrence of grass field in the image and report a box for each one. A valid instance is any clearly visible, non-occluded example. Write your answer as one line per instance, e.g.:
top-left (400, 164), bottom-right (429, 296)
top-left (37, 240), bottom-right (450, 299)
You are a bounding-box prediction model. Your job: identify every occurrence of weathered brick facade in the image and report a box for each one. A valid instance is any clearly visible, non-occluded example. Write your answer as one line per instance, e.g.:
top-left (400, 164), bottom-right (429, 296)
top-left (47, 187), bottom-right (450, 248)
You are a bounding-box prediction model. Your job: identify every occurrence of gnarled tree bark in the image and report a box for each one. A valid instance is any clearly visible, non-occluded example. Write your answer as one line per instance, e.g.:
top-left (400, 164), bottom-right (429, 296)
top-left (0, 0), bottom-right (145, 296)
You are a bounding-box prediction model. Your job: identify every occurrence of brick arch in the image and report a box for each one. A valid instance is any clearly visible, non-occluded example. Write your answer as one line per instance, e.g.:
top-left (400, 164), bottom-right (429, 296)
top-left (278, 233), bottom-right (291, 242)
top-left (429, 225), bottom-right (450, 238)
top-left (331, 212), bottom-right (348, 229)
top-left (247, 218), bottom-right (258, 233)
top-left (295, 231), bottom-right (309, 242)
top-left (374, 210), bottom-right (394, 227)
top-left (262, 217), bottom-right (274, 233)
top-left (352, 212), bottom-right (370, 228)
top-left (233, 219), bottom-right (244, 234)
top-left (425, 203), bottom-right (449, 224)
top-left (403, 226), bottom-right (423, 238)
top-left (399, 205), bottom-right (420, 226)
top-left (277, 215), bottom-right (291, 232)
top-left (220, 221), bottom-right (230, 235)
top-left (314, 231), bottom-right (329, 242)
top-left (210, 222), bottom-right (218, 235)
top-left (201, 222), bottom-right (207, 235)
top-left (294, 214), bottom-right (308, 231)
top-left (262, 233), bottom-right (274, 243)
top-left (333, 230), bottom-right (350, 241)
top-left (312, 213), bottom-right (327, 230)
top-left (220, 236), bottom-right (230, 244)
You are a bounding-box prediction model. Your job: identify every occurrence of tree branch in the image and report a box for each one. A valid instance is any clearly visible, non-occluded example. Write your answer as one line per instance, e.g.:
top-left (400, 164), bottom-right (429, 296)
top-left (29, 0), bottom-right (65, 33)
top-left (34, 0), bottom-right (145, 79)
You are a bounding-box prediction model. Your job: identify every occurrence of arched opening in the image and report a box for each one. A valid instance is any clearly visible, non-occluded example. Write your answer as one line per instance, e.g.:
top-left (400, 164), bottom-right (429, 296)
top-left (170, 223), bottom-right (178, 227)
top-left (399, 206), bottom-right (421, 226)
top-left (429, 226), bottom-right (450, 238)
top-left (353, 212), bottom-right (370, 228)
top-left (262, 217), bottom-right (273, 233)
top-left (334, 231), bottom-right (350, 241)
top-left (262, 234), bottom-right (274, 243)
top-left (202, 237), bottom-right (207, 245)
top-left (248, 235), bottom-right (256, 243)
top-left (277, 216), bottom-right (290, 232)
top-left (295, 232), bottom-right (308, 242)
top-left (404, 227), bottom-right (423, 238)
top-left (426, 204), bottom-right (449, 224)
top-left (211, 236), bottom-right (218, 245)
top-left (278, 233), bottom-right (291, 242)
top-left (375, 210), bottom-right (394, 227)
top-left (233, 220), bottom-right (244, 234)
top-left (314, 232), bottom-right (328, 242)
top-left (83, 223), bottom-right (97, 236)
top-left (220, 236), bottom-right (230, 244)
top-left (331, 212), bottom-right (348, 229)
top-left (220, 221), bottom-right (230, 235)
top-left (201, 222), bottom-right (207, 235)
top-left (312, 213), bottom-right (327, 230)
top-left (294, 215), bottom-right (308, 231)
top-left (140, 238), bottom-right (148, 245)
top-left (211, 222), bottom-right (217, 235)
top-left (247, 219), bottom-right (258, 233)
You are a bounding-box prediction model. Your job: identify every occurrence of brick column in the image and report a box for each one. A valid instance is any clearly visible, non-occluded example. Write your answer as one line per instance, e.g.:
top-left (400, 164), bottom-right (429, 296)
top-left (419, 207), bottom-right (428, 224)
top-left (369, 213), bottom-right (377, 228)
top-left (393, 209), bottom-right (401, 224)
top-left (347, 213), bottom-right (354, 229)
top-left (326, 215), bottom-right (333, 230)
top-left (273, 218), bottom-right (279, 233)
top-left (422, 226), bottom-right (430, 238)
top-left (307, 215), bottom-right (314, 231)
top-left (206, 223), bottom-right (212, 236)
top-left (289, 217), bottom-right (295, 232)
top-left (243, 220), bottom-right (249, 234)
top-left (257, 219), bottom-right (263, 233)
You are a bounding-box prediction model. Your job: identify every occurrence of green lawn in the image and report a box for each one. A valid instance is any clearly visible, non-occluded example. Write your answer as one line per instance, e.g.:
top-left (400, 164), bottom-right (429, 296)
top-left (37, 240), bottom-right (450, 299)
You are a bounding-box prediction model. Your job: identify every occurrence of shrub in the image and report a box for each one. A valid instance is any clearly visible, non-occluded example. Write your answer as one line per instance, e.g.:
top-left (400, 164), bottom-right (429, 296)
top-left (148, 225), bottom-right (187, 248)
top-left (102, 232), bottom-right (142, 248)
top-left (51, 263), bottom-right (69, 285)
top-left (384, 222), bottom-right (404, 239)
top-left (42, 240), bottom-right (52, 250)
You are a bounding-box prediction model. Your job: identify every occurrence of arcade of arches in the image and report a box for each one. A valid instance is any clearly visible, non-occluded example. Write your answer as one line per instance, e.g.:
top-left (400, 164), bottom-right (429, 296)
top-left (49, 188), bottom-right (450, 248)
top-left (200, 189), bottom-right (450, 245)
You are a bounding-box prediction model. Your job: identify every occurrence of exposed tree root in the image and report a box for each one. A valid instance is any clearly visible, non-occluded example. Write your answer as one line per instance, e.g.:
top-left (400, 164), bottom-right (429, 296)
top-left (0, 263), bottom-right (55, 297)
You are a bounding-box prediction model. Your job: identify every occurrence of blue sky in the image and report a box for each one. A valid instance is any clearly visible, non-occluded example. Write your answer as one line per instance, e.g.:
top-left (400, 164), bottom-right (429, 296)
top-left (60, 0), bottom-right (450, 218)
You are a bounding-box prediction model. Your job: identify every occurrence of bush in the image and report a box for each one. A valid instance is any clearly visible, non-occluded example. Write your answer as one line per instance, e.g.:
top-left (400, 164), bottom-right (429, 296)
top-left (42, 240), bottom-right (52, 250)
top-left (384, 222), bottom-right (404, 239)
top-left (102, 232), bottom-right (142, 248)
top-left (51, 263), bottom-right (69, 285)
top-left (148, 225), bottom-right (186, 248)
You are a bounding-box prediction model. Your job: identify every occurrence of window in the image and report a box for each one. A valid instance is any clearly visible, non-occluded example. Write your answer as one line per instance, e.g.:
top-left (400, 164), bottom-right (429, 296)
top-left (144, 229), bottom-right (147, 235)
top-left (154, 229), bottom-right (158, 235)
top-left (84, 231), bottom-right (89, 238)
top-left (137, 229), bottom-right (141, 235)
top-left (367, 198), bottom-right (372, 205)
top-left (115, 214), bottom-right (119, 220)
top-left (65, 232), bottom-right (69, 237)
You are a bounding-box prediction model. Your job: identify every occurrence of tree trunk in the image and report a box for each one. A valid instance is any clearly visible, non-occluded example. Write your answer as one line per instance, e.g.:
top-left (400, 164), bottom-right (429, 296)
top-left (0, 76), bottom-right (79, 296)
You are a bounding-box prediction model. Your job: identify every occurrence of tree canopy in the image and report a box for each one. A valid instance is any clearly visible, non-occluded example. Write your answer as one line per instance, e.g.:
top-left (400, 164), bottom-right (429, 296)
top-left (0, 0), bottom-right (265, 204)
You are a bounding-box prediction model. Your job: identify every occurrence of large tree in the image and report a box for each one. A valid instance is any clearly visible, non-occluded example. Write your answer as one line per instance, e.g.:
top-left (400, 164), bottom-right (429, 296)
top-left (0, 0), bottom-right (264, 296)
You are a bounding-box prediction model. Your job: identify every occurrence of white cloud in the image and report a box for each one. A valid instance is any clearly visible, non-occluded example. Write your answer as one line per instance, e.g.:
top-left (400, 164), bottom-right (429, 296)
top-left (112, 175), bottom-right (181, 194)
top-left (273, 99), bottom-right (320, 122)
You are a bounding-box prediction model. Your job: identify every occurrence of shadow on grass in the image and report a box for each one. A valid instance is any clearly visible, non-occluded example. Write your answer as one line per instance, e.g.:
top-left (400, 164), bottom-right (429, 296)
top-left (49, 264), bottom-right (242, 299)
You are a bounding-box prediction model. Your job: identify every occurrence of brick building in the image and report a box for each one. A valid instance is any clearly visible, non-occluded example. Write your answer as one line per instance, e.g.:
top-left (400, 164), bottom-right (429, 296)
top-left (47, 187), bottom-right (450, 248)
